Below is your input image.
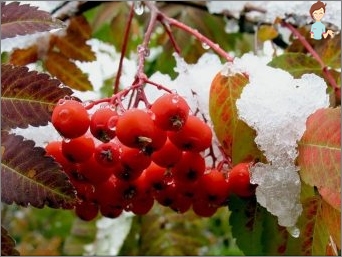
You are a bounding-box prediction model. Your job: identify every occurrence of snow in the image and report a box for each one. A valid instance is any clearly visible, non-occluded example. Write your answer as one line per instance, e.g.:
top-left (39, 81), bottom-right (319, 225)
top-left (207, 1), bottom-right (341, 29)
top-left (84, 212), bottom-right (135, 255)
top-left (233, 53), bottom-right (329, 229)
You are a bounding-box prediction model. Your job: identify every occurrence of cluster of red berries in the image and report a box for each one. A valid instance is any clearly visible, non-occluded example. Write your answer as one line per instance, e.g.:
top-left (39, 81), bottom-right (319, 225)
top-left (46, 93), bottom-right (255, 221)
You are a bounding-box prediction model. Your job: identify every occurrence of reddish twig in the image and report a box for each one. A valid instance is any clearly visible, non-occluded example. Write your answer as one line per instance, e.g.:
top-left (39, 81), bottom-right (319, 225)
top-left (282, 21), bottom-right (340, 98)
top-left (160, 19), bottom-right (181, 54)
top-left (113, 3), bottom-right (135, 94)
top-left (143, 1), bottom-right (234, 63)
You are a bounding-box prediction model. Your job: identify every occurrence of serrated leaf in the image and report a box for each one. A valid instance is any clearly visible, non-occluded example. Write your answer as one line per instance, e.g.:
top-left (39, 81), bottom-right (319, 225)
top-left (44, 51), bottom-right (93, 91)
top-left (9, 45), bottom-right (39, 66)
top-left (55, 16), bottom-right (96, 62)
top-left (1, 226), bottom-right (20, 256)
top-left (298, 107), bottom-right (341, 210)
top-left (257, 25), bottom-right (278, 42)
top-left (1, 64), bottom-right (73, 130)
top-left (1, 2), bottom-right (65, 40)
top-left (1, 131), bottom-right (77, 209)
top-left (228, 195), bottom-right (283, 255)
top-left (268, 53), bottom-right (321, 78)
top-left (321, 199), bottom-right (341, 249)
top-left (209, 72), bottom-right (265, 164)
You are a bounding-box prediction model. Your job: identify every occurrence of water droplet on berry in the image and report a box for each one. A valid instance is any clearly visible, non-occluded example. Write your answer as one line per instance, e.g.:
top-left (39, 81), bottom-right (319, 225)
top-left (58, 99), bottom-right (66, 105)
top-left (201, 42), bottom-right (210, 50)
top-left (171, 95), bottom-right (180, 104)
top-left (287, 226), bottom-right (300, 238)
top-left (133, 1), bottom-right (144, 15)
top-left (107, 116), bottom-right (118, 131)
top-left (58, 109), bottom-right (70, 121)
top-left (63, 137), bottom-right (71, 143)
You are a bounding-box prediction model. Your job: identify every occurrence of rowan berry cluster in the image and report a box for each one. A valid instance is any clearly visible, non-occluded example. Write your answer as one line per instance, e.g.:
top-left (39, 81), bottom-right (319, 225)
top-left (46, 93), bottom-right (255, 221)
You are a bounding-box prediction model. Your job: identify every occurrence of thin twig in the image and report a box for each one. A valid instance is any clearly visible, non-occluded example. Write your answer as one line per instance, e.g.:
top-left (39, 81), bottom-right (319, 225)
top-left (114, 3), bottom-right (135, 94)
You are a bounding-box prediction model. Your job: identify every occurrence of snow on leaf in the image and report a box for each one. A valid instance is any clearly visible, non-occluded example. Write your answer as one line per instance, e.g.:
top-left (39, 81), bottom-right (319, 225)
top-left (1, 64), bottom-right (73, 130)
top-left (1, 131), bottom-right (77, 209)
top-left (298, 107), bottom-right (341, 210)
top-left (54, 16), bottom-right (96, 62)
top-left (228, 195), bottom-right (291, 255)
top-left (44, 51), bottom-right (93, 91)
top-left (268, 53), bottom-right (321, 78)
top-left (209, 71), bottom-right (265, 164)
top-left (1, 226), bottom-right (20, 256)
top-left (1, 2), bottom-right (65, 40)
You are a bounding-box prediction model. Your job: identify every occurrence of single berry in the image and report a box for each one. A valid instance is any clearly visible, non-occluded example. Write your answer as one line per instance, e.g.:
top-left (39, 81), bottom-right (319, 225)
top-left (168, 115), bottom-right (212, 152)
top-left (151, 93), bottom-right (190, 131)
top-left (228, 162), bottom-right (255, 198)
top-left (62, 135), bottom-right (95, 163)
top-left (151, 138), bottom-right (182, 167)
top-left (192, 199), bottom-right (218, 217)
top-left (51, 99), bottom-right (90, 139)
top-left (172, 151), bottom-right (205, 183)
top-left (78, 156), bottom-right (113, 185)
top-left (90, 107), bottom-right (118, 142)
top-left (94, 141), bottom-right (121, 167)
top-left (116, 108), bottom-right (155, 149)
top-left (75, 200), bottom-right (99, 221)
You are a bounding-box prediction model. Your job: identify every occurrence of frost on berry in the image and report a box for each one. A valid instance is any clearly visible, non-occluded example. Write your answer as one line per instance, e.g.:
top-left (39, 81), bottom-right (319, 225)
top-left (233, 54), bottom-right (329, 231)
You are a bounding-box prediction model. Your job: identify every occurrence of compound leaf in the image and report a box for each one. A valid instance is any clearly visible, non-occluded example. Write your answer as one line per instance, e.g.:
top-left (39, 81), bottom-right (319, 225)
top-left (298, 107), bottom-right (341, 210)
top-left (54, 16), bottom-right (96, 62)
top-left (44, 51), bottom-right (93, 91)
top-left (1, 64), bottom-right (73, 130)
top-left (1, 131), bottom-right (77, 209)
top-left (209, 72), bottom-right (265, 164)
top-left (1, 226), bottom-right (20, 256)
top-left (1, 2), bottom-right (64, 40)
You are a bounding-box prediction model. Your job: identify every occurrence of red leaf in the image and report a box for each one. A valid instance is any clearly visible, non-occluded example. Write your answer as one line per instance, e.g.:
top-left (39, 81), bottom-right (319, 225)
top-left (1, 64), bottom-right (73, 130)
top-left (209, 72), bottom-right (265, 164)
top-left (321, 199), bottom-right (341, 249)
top-left (1, 226), bottom-right (20, 256)
top-left (1, 131), bottom-right (77, 209)
top-left (1, 2), bottom-right (65, 39)
top-left (298, 107), bottom-right (341, 210)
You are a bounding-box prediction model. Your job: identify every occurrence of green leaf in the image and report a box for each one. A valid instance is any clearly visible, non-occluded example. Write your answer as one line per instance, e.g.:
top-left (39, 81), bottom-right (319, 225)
top-left (298, 107), bottom-right (341, 210)
top-left (257, 25), bottom-right (278, 42)
top-left (63, 217), bottom-right (97, 255)
top-left (228, 195), bottom-right (291, 255)
top-left (286, 196), bottom-right (330, 255)
top-left (1, 64), bottom-right (73, 130)
top-left (120, 205), bottom-right (209, 255)
top-left (209, 72), bottom-right (265, 164)
top-left (1, 131), bottom-right (77, 209)
top-left (1, 226), bottom-right (20, 256)
top-left (268, 52), bottom-right (321, 78)
top-left (1, 2), bottom-right (65, 40)
top-left (321, 199), bottom-right (341, 249)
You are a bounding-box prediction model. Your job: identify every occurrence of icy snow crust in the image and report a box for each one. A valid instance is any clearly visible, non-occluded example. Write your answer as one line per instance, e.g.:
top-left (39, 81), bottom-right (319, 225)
top-left (233, 53), bottom-right (329, 228)
top-left (207, 1), bottom-right (341, 29)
